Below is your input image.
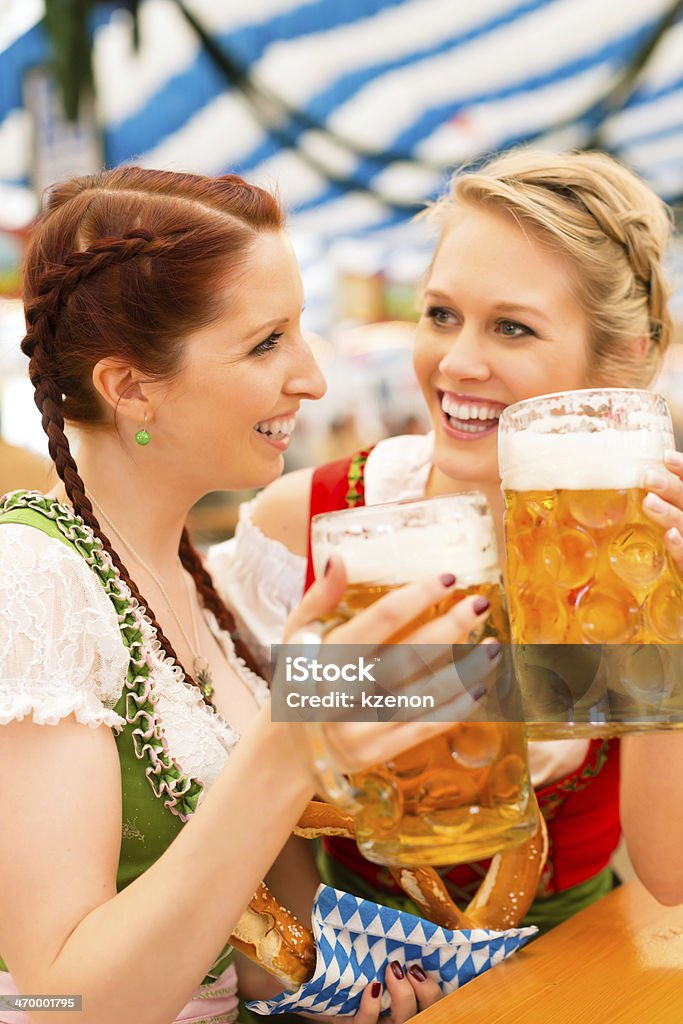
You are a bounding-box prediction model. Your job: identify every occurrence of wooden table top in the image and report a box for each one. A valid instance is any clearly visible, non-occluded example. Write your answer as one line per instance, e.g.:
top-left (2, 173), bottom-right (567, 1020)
top-left (414, 880), bottom-right (683, 1024)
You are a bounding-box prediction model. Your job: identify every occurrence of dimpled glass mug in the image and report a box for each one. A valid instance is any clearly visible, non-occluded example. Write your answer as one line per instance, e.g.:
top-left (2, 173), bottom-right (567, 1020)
top-left (305, 494), bottom-right (537, 868)
top-left (499, 388), bottom-right (683, 740)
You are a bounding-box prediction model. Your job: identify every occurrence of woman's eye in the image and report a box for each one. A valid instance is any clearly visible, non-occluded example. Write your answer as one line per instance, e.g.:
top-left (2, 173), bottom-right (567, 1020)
top-left (426, 305), bottom-right (457, 327)
top-left (496, 319), bottom-right (534, 339)
top-left (251, 332), bottom-right (284, 356)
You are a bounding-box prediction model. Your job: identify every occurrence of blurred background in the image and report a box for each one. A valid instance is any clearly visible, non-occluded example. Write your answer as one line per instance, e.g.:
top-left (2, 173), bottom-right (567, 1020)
top-left (1, 0), bottom-right (682, 540)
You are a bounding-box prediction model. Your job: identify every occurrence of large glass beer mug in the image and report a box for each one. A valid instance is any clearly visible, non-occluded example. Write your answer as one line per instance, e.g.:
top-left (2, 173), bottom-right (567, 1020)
top-left (499, 388), bottom-right (683, 739)
top-left (308, 494), bottom-right (537, 867)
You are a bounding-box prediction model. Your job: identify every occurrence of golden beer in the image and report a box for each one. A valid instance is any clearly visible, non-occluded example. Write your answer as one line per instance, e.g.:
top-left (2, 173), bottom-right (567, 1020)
top-left (311, 494), bottom-right (536, 867)
top-left (335, 579), bottom-right (509, 644)
top-left (500, 389), bottom-right (683, 739)
top-left (351, 711), bottom-right (531, 866)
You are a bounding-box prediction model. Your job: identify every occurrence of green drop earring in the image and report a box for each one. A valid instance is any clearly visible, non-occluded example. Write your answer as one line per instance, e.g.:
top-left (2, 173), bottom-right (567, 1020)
top-left (135, 414), bottom-right (151, 447)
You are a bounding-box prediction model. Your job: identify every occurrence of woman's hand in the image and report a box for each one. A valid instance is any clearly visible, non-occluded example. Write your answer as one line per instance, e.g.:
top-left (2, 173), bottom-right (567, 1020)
top-left (283, 555), bottom-right (493, 775)
top-left (642, 450), bottom-right (683, 572)
top-left (285, 555), bottom-right (490, 649)
top-left (354, 962), bottom-right (443, 1024)
top-left (307, 961), bottom-right (443, 1024)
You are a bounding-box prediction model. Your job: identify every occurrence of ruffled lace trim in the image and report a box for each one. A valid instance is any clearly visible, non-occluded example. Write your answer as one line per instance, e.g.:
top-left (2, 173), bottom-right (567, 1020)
top-left (232, 499), bottom-right (307, 603)
top-left (1, 491), bottom-right (206, 821)
top-left (0, 686), bottom-right (126, 732)
top-left (0, 520), bottom-right (129, 731)
top-left (206, 506), bottom-right (306, 675)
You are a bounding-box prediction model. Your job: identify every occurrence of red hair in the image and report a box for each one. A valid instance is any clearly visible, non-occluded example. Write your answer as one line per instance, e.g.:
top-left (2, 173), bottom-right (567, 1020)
top-left (21, 167), bottom-right (283, 689)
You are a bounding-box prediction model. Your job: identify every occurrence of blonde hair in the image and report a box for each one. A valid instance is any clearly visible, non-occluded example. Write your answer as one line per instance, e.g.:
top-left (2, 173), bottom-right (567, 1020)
top-left (426, 149), bottom-right (675, 387)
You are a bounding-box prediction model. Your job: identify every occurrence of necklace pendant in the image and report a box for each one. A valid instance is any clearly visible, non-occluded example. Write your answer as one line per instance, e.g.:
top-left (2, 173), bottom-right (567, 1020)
top-left (194, 658), bottom-right (213, 699)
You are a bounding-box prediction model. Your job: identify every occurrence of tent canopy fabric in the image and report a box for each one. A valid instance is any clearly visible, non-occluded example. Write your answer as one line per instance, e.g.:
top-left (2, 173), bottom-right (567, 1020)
top-left (1, 0), bottom-right (682, 328)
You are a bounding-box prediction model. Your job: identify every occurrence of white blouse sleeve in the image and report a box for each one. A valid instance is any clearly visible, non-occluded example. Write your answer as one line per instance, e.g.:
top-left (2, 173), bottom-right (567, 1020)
top-left (0, 524), bottom-right (128, 731)
top-left (206, 499), bottom-right (307, 673)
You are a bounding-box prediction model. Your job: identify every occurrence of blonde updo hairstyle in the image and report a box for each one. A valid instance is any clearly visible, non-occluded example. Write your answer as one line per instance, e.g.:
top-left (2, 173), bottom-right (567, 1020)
top-left (427, 149), bottom-right (674, 388)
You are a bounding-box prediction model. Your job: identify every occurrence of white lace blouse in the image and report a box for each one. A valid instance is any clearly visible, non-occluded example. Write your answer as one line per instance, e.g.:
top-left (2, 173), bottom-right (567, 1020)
top-left (0, 522), bottom-right (269, 789)
top-left (206, 432), bottom-right (590, 788)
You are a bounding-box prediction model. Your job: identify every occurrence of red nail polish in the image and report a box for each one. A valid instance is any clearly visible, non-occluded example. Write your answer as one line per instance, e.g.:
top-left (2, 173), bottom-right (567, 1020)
top-left (390, 961), bottom-right (404, 980)
top-left (473, 596), bottom-right (490, 614)
top-left (409, 965), bottom-right (427, 982)
top-left (371, 982), bottom-right (381, 998)
top-left (439, 573), bottom-right (457, 588)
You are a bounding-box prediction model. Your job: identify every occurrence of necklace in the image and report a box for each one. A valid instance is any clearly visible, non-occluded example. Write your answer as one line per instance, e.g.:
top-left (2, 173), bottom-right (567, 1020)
top-left (88, 493), bottom-right (214, 701)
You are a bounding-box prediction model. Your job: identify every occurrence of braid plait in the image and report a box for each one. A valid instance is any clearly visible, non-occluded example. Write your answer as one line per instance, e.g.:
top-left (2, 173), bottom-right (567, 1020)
top-left (32, 373), bottom-right (197, 695)
top-left (22, 228), bottom-right (177, 397)
top-left (179, 528), bottom-right (263, 680)
top-left (607, 206), bottom-right (670, 346)
top-left (563, 187), bottom-right (653, 292)
top-left (24, 229), bottom-right (173, 332)
top-left (565, 184), bottom-right (671, 350)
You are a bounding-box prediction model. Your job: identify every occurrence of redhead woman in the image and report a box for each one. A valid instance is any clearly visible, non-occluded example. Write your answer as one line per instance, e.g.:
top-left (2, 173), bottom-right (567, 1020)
top-left (210, 149), bottom-right (683, 927)
top-left (0, 168), bottom-right (495, 1024)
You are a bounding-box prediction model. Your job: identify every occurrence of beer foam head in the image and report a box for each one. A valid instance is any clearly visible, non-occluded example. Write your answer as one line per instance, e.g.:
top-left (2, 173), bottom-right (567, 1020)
top-left (499, 413), bottom-right (674, 490)
top-left (312, 495), bottom-right (501, 586)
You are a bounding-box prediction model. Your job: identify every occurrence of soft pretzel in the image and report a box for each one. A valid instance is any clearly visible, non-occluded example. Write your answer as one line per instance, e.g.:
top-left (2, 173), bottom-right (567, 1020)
top-left (389, 798), bottom-right (548, 930)
top-left (460, 802), bottom-right (548, 930)
top-left (294, 800), bottom-right (357, 839)
top-left (230, 796), bottom-right (548, 988)
top-left (229, 881), bottom-right (316, 989)
top-left (297, 797), bottom-right (547, 931)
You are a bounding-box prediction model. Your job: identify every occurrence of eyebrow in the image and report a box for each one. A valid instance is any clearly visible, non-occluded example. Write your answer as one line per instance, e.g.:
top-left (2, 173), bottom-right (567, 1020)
top-left (492, 301), bottom-right (552, 324)
top-left (243, 317), bottom-right (289, 343)
top-left (242, 303), bottom-right (306, 343)
top-left (424, 290), bottom-right (552, 324)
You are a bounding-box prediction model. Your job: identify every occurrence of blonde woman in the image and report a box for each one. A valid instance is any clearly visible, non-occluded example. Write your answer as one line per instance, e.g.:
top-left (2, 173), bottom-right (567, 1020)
top-left (210, 149), bottom-right (683, 927)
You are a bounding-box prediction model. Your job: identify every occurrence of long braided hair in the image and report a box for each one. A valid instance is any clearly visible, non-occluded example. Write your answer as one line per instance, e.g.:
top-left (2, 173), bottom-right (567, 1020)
top-left (21, 167), bottom-right (281, 694)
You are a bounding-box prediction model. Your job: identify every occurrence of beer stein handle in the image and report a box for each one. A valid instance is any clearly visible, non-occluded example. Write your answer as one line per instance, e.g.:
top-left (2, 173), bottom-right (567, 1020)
top-left (304, 720), bottom-right (364, 813)
top-left (285, 621), bottom-right (363, 814)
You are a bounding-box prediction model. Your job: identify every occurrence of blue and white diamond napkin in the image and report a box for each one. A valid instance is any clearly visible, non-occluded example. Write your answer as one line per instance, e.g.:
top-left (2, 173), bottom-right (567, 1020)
top-left (246, 885), bottom-right (537, 1016)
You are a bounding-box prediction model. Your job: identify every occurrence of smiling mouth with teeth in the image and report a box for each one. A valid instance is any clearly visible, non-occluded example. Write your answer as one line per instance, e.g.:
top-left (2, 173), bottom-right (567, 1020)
top-left (254, 415), bottom-right (296, 438)
top-left (440, 394), bottom-right (505, 434)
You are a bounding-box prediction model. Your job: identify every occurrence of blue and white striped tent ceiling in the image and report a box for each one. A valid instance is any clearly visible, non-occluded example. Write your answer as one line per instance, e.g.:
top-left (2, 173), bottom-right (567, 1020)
top-left (1, 0), bottom-right (683, 329)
